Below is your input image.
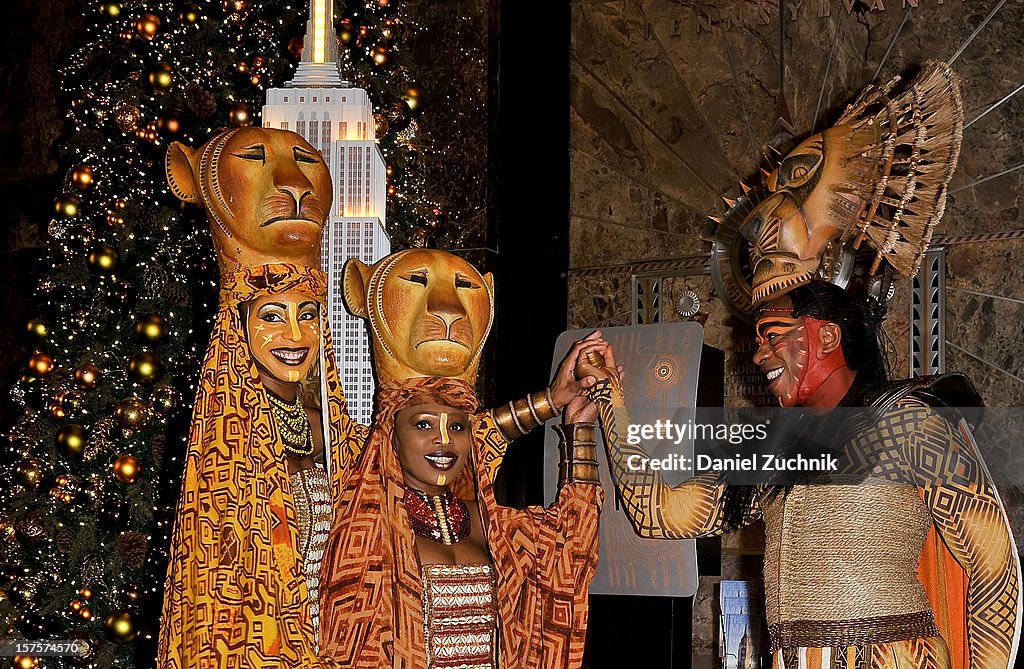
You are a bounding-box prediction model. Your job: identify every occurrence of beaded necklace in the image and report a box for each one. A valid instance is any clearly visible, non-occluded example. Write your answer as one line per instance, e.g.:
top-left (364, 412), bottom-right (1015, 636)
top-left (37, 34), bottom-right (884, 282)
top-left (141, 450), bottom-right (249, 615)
top-left (267, 391), bottom-right (313, 457)
top-left (403, 487), bottom-right (471, 545)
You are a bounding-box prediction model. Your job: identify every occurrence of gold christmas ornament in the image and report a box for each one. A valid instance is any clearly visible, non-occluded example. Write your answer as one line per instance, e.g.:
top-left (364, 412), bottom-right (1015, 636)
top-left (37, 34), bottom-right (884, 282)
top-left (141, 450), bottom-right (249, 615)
top-left (16, 513), bottom-right (46, 544)
top-left (14, 458), bottom-right (44, 488)
top-left (133, 314), bottom-right (169, 344)
top-left (87, 244), bottom-right (119, 273)
top-left (26, 319), bottom-right (48, 338)
top-left (114, 397), bottom-right (150, 430)
top-left (81, 606), bottom-right (94, 620)
top-left (178, 4), bottom-right (200, 24)
top-left (63, 390), bottom-right (85, 411)
top-left (127, 350), bottom-right (164, 384)
top-left (113, 455), bottom-right (141, 484)
top-left (157, 109), bottom-right (184, 137)
top-left (72, 164), bottom-right (95, 190)
top-left (104, 610), bottom-right (138, 644)
top-left (374, 113), bottom-right (389, 139)
top-left (135, 13), bottom-right (160, 40)
top-left (148, 62), bottom-right (174, 92)
top-left (26, 352), bottom-right (54, 377)
top-left (56, 424), bottom-right (87, 458)
top-left (12, 655), bottom-right (38, 669)
top-left (227, 101), bottom-right (252, 126)
top-left (338, 18), bottom-right (355, 46)
top-left (403, 88), bottom-right (421, 114)
top-left (70, 599), bottom-right (83, 612)
top-left (371, 45), bottom-right (389, 67)
top-left (150, 385), bottom-right (179, 415)
top-left (74, 362), bottom-right (102, 389)
top-left (234, 60), bottom-right (248, 74)
top-left (55, 193), bottom-right (81, 218)
top-left (99, 2), bottom-right (120, 18)
top-left (113, 102), bottom-right (142, 132)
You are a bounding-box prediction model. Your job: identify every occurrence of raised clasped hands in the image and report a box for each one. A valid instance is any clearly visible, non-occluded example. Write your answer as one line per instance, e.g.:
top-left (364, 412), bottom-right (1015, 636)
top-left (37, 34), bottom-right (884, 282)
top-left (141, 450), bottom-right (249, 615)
top-left (554, 331), bottom-right (622, 425)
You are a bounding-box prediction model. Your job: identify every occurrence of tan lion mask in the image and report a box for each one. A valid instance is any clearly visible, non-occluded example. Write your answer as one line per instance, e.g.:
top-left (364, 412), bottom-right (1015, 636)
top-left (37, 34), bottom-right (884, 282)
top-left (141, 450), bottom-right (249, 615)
top-left (743, 61), bottom-right (962, 305)
top-left (165, 126), bottom-right (332, 276)
top-left (343, 249), bottom-right (495, 385)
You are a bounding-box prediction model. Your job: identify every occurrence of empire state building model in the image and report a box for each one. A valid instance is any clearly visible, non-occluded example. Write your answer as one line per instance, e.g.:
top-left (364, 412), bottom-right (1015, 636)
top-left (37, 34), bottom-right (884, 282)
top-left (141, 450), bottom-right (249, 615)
top-left (262, 0), bottom-right (390, 425)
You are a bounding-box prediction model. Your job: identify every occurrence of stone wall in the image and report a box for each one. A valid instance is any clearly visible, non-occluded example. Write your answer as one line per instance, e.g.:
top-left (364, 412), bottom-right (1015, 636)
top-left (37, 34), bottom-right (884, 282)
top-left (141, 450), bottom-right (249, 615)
top-left (569, 0), bottom-right (1023, 405)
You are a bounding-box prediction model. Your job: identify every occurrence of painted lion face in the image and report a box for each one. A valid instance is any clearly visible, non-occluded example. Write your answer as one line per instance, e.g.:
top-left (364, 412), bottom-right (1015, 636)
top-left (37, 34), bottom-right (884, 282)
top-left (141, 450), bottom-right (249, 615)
top-left (165, 127), bottom-right (332, 274)
top-left (343, 249), bottom-right (494, 385)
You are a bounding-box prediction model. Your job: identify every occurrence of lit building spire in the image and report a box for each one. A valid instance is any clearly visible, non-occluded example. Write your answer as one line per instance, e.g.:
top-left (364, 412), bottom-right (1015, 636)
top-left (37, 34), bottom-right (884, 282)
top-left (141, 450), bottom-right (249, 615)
top-left (307, 0), bottom-right (337, 64)
top-left (289, 0), bottom-right (347, 88)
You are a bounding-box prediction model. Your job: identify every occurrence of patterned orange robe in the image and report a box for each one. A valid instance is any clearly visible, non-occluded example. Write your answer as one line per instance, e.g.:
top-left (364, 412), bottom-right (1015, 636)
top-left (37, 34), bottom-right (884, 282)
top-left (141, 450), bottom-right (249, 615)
top-left (319, 377), bottom-right (603, 669)
top-left (157, 264), bottom-right (365, 668)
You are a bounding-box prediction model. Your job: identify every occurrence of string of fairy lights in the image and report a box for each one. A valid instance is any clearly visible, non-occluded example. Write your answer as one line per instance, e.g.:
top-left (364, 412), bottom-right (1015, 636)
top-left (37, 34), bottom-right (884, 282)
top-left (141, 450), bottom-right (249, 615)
top-left (0, 1), bottom-right (467, 667)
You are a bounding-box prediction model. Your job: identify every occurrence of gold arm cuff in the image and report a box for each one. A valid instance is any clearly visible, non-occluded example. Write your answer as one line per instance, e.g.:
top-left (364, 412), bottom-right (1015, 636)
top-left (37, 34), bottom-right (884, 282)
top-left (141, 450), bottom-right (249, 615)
top-left (488, 388), bottom-right (559, 441)
top-left (554, 423), bottom-right (600, 486)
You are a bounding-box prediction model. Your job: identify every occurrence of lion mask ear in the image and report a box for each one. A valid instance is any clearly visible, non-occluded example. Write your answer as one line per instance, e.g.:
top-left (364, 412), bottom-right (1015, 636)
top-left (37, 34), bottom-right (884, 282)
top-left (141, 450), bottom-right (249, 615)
top-left (165, 142), bottom-right (200, 203)
top-left (342, 258), bottom-right (374, 320)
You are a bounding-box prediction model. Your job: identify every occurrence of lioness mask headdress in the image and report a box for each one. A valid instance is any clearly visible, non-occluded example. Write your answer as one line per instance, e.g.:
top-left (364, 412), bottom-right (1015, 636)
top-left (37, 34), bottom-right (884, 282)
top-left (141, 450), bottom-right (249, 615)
top-left (165, 126), bottom-right (333, 276)
top-left (342, 249), bottom-right (495, 385)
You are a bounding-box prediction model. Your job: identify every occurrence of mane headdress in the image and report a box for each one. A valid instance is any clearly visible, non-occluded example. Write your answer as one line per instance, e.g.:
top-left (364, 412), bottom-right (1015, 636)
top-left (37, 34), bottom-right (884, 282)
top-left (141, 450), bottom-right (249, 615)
top-left (744, 61), bottom-right (963, 305)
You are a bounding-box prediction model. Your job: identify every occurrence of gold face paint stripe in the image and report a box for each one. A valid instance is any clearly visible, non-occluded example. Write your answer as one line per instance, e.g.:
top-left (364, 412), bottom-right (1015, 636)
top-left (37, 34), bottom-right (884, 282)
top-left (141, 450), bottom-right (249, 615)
top-left (287, 302), bottom-right (302, 341)
top-left (439, 412), bottom-right (450, 446)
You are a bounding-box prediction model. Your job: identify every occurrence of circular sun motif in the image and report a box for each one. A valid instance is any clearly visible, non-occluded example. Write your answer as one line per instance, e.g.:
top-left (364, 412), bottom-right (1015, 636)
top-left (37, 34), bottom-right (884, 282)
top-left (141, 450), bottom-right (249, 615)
top-left (652, 359), bottom-right (676, 385)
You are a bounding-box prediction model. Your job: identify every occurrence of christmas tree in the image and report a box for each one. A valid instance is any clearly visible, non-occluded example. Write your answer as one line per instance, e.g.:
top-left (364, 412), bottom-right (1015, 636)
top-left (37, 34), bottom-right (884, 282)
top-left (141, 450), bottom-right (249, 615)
top-left (0, 1), bottom-right (432, 666)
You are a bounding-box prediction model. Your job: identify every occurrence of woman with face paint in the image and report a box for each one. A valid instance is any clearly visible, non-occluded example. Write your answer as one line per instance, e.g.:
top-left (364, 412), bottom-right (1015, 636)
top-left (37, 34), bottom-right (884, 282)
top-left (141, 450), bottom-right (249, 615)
top-left (317, 251), bottom-right (608, 668)
top-left (319, 375), bottom-right (604, 669)
top-left (241, 290), bottom-right (333, 650)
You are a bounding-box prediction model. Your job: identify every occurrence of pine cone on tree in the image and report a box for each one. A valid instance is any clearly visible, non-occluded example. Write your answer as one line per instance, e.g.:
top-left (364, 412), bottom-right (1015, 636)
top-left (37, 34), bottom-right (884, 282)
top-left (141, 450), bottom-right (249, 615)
top-left (143, 265), bottom-right (169, 298)
top-left (185, 84), bottom-right (218, 118)
top-left (150, 434), bottom-right (167, 469)
top-left (117, 531), bottom-right (148, 569)
top-left (56, 527), bottom-right (77, 553)
top-left (162, 281), bottom-right (190, 307)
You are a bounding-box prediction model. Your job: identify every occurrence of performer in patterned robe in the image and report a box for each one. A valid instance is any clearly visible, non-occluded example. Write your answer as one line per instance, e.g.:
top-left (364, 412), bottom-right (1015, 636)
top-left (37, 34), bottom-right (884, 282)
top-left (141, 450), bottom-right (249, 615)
top-left (318, 251), bottom-right (605, 669)
top-left (156, 129), bottom-right (596, 667)
top-left (582, 281), bottom-right (1020, 669)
